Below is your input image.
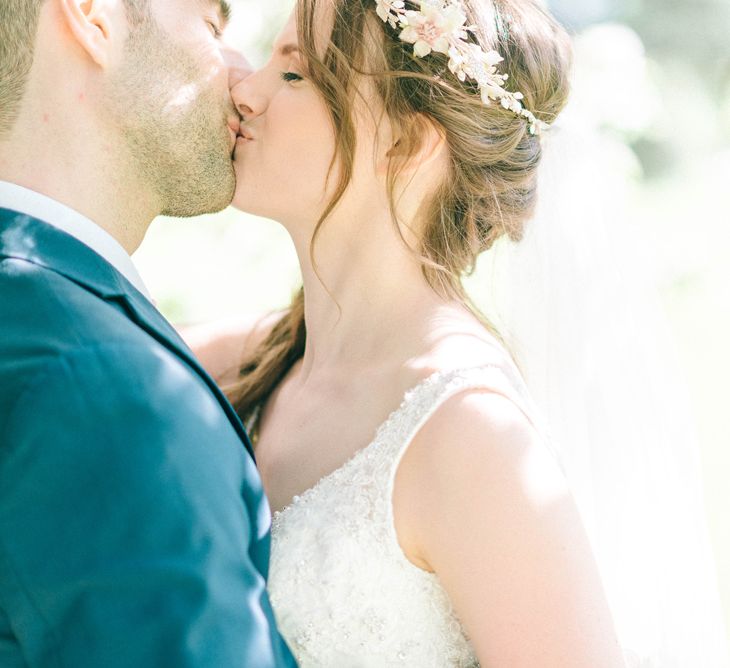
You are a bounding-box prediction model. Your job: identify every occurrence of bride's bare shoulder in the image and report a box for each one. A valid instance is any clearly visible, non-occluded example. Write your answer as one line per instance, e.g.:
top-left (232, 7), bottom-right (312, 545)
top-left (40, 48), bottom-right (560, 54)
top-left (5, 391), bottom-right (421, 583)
top-left (398, 388), bottom-right (556, 508)
top-left (416, 320), bottom-right (518, 379)
top-left (394, 388), bottom-right (624, 666)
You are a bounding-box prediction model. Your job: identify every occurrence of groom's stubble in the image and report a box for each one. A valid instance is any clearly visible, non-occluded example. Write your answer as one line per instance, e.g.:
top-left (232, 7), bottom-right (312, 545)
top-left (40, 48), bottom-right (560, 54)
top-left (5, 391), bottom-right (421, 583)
top-left (102, 16), bottom-right (236, 217)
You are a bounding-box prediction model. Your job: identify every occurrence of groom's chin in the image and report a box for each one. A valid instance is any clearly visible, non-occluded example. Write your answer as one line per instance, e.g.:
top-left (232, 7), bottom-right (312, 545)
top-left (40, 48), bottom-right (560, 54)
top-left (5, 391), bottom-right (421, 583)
top-left (159, 167), bottom-right (236, 218)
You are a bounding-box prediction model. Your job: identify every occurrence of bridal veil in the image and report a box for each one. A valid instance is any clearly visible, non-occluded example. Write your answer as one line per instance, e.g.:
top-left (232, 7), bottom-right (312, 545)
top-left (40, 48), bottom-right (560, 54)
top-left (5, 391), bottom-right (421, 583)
top-left (472, 101), bottom-right (729, 666)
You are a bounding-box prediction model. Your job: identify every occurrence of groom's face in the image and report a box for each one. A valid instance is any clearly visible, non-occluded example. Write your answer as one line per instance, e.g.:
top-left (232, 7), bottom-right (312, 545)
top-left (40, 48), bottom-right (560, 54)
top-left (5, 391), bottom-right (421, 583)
top-left (104, 0), bottom-right (241, 216)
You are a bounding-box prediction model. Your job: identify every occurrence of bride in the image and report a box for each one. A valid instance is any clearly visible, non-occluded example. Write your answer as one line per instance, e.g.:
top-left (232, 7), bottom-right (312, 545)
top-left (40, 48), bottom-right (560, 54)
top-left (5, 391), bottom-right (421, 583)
top-left (188, 0), bottom-right (629, 664)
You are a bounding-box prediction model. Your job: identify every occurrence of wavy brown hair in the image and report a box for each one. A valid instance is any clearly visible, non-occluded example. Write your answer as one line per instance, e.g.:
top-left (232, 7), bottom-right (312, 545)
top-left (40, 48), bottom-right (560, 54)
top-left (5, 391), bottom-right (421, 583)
top-left (227, 0), bottom-right (573, 434)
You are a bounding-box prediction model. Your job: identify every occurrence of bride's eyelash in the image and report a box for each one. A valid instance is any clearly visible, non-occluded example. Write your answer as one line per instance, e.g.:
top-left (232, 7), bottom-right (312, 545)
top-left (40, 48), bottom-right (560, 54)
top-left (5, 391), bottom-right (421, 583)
top-left (281, 72), bottom-right (304, 83)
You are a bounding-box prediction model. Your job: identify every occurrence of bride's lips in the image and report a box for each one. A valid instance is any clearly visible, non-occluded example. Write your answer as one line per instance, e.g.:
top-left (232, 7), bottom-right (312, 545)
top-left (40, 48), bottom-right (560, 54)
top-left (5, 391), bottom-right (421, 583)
top-left (234, 127), bottom-right (255, 155)
top-left (237, 126), bottom-right (255, 142)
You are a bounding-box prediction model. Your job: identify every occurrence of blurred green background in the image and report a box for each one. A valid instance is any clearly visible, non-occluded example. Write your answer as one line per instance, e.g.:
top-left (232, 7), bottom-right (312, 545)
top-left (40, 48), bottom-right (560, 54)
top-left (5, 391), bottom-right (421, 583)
top-left (133, 0), bottom-right (730, 643)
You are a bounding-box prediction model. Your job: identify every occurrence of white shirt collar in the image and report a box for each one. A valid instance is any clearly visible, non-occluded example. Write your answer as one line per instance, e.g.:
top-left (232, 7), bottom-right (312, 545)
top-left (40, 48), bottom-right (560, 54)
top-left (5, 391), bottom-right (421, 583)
top-left (0, 180), bottom-right (152, 300)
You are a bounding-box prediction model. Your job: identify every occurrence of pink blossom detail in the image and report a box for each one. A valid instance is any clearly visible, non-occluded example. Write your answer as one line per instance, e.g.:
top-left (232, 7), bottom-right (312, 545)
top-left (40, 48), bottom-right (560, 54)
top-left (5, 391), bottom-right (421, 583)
top-left (399, 3), bottom-right (467, 58)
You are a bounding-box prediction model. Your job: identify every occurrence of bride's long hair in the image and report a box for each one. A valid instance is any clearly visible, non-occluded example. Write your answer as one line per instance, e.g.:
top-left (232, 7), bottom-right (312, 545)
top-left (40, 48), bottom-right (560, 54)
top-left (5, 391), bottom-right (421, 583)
top-left (227, 0), bottom-right (572, 431)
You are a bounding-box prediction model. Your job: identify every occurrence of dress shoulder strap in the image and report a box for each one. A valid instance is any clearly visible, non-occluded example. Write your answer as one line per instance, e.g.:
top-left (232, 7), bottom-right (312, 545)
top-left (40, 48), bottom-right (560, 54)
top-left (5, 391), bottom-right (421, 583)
top-left (377, 363), bottom-right (563, 498)
top-left (372, 363), bottom-right (563, 571)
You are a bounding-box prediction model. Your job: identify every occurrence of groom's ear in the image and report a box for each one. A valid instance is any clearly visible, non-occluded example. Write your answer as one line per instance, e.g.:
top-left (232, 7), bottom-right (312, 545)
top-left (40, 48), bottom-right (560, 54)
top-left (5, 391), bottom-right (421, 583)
top-left (56, 0), bottom-right (125, 68)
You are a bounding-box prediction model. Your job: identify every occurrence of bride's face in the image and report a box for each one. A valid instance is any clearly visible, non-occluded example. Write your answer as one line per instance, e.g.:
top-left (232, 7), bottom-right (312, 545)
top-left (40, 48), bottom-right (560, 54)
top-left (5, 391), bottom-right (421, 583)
top-left (229, 12), bottom-right (340, 225)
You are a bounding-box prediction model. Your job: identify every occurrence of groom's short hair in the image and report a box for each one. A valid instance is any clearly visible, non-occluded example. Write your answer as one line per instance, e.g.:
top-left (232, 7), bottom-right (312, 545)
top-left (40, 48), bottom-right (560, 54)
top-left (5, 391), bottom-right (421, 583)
top-left (0, 0), bottom-right (150, 137)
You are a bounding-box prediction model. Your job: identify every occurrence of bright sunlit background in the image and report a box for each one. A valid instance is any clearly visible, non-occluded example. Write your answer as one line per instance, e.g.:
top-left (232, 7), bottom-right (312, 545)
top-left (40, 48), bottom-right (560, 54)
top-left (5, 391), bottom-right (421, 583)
top-left (133, 0), bottom-right (730, 642)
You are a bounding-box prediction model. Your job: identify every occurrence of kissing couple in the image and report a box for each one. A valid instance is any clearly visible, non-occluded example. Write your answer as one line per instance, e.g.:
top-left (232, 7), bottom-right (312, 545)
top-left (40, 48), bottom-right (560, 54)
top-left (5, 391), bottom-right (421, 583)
top-left (0, 0), bottom-right (630, 665)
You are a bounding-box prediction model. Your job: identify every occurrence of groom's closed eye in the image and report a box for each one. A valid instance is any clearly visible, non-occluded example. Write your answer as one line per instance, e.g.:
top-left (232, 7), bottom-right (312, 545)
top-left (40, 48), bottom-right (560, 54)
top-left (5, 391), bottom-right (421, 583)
top-left (203, 0), bottom-right (232, 31)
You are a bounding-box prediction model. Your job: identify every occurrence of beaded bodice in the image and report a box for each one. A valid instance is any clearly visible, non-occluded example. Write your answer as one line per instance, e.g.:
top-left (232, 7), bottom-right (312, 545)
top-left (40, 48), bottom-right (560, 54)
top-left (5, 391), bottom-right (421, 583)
top-left (267, 364), bottom-right (543, 667)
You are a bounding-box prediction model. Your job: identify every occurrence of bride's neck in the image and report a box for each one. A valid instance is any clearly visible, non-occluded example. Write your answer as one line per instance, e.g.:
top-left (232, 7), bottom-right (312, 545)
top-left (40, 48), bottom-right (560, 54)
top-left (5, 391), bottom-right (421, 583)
top-left (292, 210), bottom-right (454, 380)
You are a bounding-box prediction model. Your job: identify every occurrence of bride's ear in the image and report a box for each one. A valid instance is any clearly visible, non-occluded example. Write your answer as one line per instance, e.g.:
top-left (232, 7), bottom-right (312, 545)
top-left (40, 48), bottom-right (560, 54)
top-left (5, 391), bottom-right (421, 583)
top-left (385, 114), bottom-right (448, 176)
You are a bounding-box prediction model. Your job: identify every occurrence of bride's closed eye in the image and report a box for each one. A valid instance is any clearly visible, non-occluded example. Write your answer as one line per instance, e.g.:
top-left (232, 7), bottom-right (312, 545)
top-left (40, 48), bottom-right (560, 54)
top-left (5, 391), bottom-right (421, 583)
top-left (281, 72), bottom-right (304, 83)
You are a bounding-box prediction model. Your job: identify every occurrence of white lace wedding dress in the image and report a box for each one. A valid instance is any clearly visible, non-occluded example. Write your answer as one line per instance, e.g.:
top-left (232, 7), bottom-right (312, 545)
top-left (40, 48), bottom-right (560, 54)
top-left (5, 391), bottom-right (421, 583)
top-left (267, 363), bottom-right (548, 667)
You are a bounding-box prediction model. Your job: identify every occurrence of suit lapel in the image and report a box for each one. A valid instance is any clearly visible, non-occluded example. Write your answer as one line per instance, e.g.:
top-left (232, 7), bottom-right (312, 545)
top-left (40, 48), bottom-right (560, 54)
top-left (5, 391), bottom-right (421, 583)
top-left (115, 292), bottom-right (255, 458)
top-left (0, 208), bottom-right (255, 459)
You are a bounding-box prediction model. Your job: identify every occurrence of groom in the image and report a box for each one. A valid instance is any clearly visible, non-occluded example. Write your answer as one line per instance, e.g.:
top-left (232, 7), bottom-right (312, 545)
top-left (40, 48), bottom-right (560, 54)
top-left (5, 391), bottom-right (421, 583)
top-left (0, 0), bottom-right (295, 666)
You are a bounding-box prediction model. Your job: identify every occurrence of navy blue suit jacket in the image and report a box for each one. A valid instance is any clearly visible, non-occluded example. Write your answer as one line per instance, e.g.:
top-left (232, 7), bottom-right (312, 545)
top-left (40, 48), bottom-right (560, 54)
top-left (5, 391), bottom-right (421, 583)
top-left (0, 209), bottom-right (296, 667)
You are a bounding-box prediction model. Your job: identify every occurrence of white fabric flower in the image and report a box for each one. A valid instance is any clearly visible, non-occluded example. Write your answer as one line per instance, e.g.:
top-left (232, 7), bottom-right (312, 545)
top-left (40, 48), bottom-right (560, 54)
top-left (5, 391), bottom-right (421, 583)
top-left (399, 2), bottom-right (468, 58)
top-left (480, 49), bottom-right (505, 68)
top-left (447, 46), bottom-right (467, 80)
top-left (375, 0), bottom-right (405, 28)
top-left (373, 0), bottom-right (546, 135)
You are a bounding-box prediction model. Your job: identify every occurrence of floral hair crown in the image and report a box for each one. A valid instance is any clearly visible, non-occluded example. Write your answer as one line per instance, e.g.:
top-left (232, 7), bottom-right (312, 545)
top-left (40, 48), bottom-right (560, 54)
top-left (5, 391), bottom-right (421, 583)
top-left (375, 0), bottom-right (547, 135)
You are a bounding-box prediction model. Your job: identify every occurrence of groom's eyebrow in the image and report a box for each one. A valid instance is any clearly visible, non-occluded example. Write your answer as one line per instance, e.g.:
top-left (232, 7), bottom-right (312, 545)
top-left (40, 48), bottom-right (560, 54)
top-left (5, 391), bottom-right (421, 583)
top-left (207, 0), bottom-right (231, 26)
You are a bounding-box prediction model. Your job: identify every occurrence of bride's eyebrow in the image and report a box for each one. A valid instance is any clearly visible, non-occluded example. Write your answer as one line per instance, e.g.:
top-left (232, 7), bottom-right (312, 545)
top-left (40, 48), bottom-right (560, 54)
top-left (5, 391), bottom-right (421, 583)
top-left (278, 44), bottom-right (300, 57)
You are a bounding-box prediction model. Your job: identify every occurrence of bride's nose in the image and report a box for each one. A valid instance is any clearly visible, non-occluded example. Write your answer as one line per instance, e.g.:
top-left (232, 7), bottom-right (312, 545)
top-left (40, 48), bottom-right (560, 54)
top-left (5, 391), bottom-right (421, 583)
top-left (230, 70), bottom-right (268, 122)
top-left (220, 44), bottom-right (266, 121)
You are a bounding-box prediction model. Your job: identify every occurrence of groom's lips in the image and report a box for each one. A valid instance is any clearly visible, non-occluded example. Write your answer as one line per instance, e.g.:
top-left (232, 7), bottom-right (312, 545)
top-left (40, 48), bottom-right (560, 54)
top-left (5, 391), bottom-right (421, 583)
top-left (227, 117), bottom-right (241, 151)
top-left (227, 117), bottom-right (241, 135)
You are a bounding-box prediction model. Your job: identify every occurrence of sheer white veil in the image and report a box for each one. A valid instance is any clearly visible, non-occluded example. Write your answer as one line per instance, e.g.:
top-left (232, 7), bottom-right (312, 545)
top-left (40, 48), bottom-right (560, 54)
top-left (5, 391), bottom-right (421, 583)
top-left (471, 103), bottom-right (729, 665)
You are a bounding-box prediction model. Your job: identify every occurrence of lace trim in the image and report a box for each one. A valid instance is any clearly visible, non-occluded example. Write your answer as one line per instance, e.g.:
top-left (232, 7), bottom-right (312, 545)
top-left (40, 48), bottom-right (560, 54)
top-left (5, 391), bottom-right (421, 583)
top-left (381, 365), bottom-right (527, 572)
top-left (271, 367), bottom-right (469, 522)
top-left (267, 363), bottom-right (541, 666)
top-left (271, 364), bottom-right (537, 534)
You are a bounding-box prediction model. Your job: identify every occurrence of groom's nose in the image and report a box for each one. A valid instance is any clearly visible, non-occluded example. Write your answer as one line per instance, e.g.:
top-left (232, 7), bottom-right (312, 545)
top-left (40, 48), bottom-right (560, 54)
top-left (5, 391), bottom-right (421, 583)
top-left (221, 44), bottom-right (254, 96)
top-left (229, 67), bottom-right (268, 123)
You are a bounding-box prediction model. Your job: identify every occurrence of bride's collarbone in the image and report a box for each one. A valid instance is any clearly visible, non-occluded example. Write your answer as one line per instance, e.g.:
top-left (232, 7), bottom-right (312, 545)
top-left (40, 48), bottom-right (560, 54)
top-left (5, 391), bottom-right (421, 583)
top-left (256, 385), bottom-right (435, 573)
top-left (255, 344), bottom-right (510, 516)
top-left (254, 390), bottom-right (395, 512)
